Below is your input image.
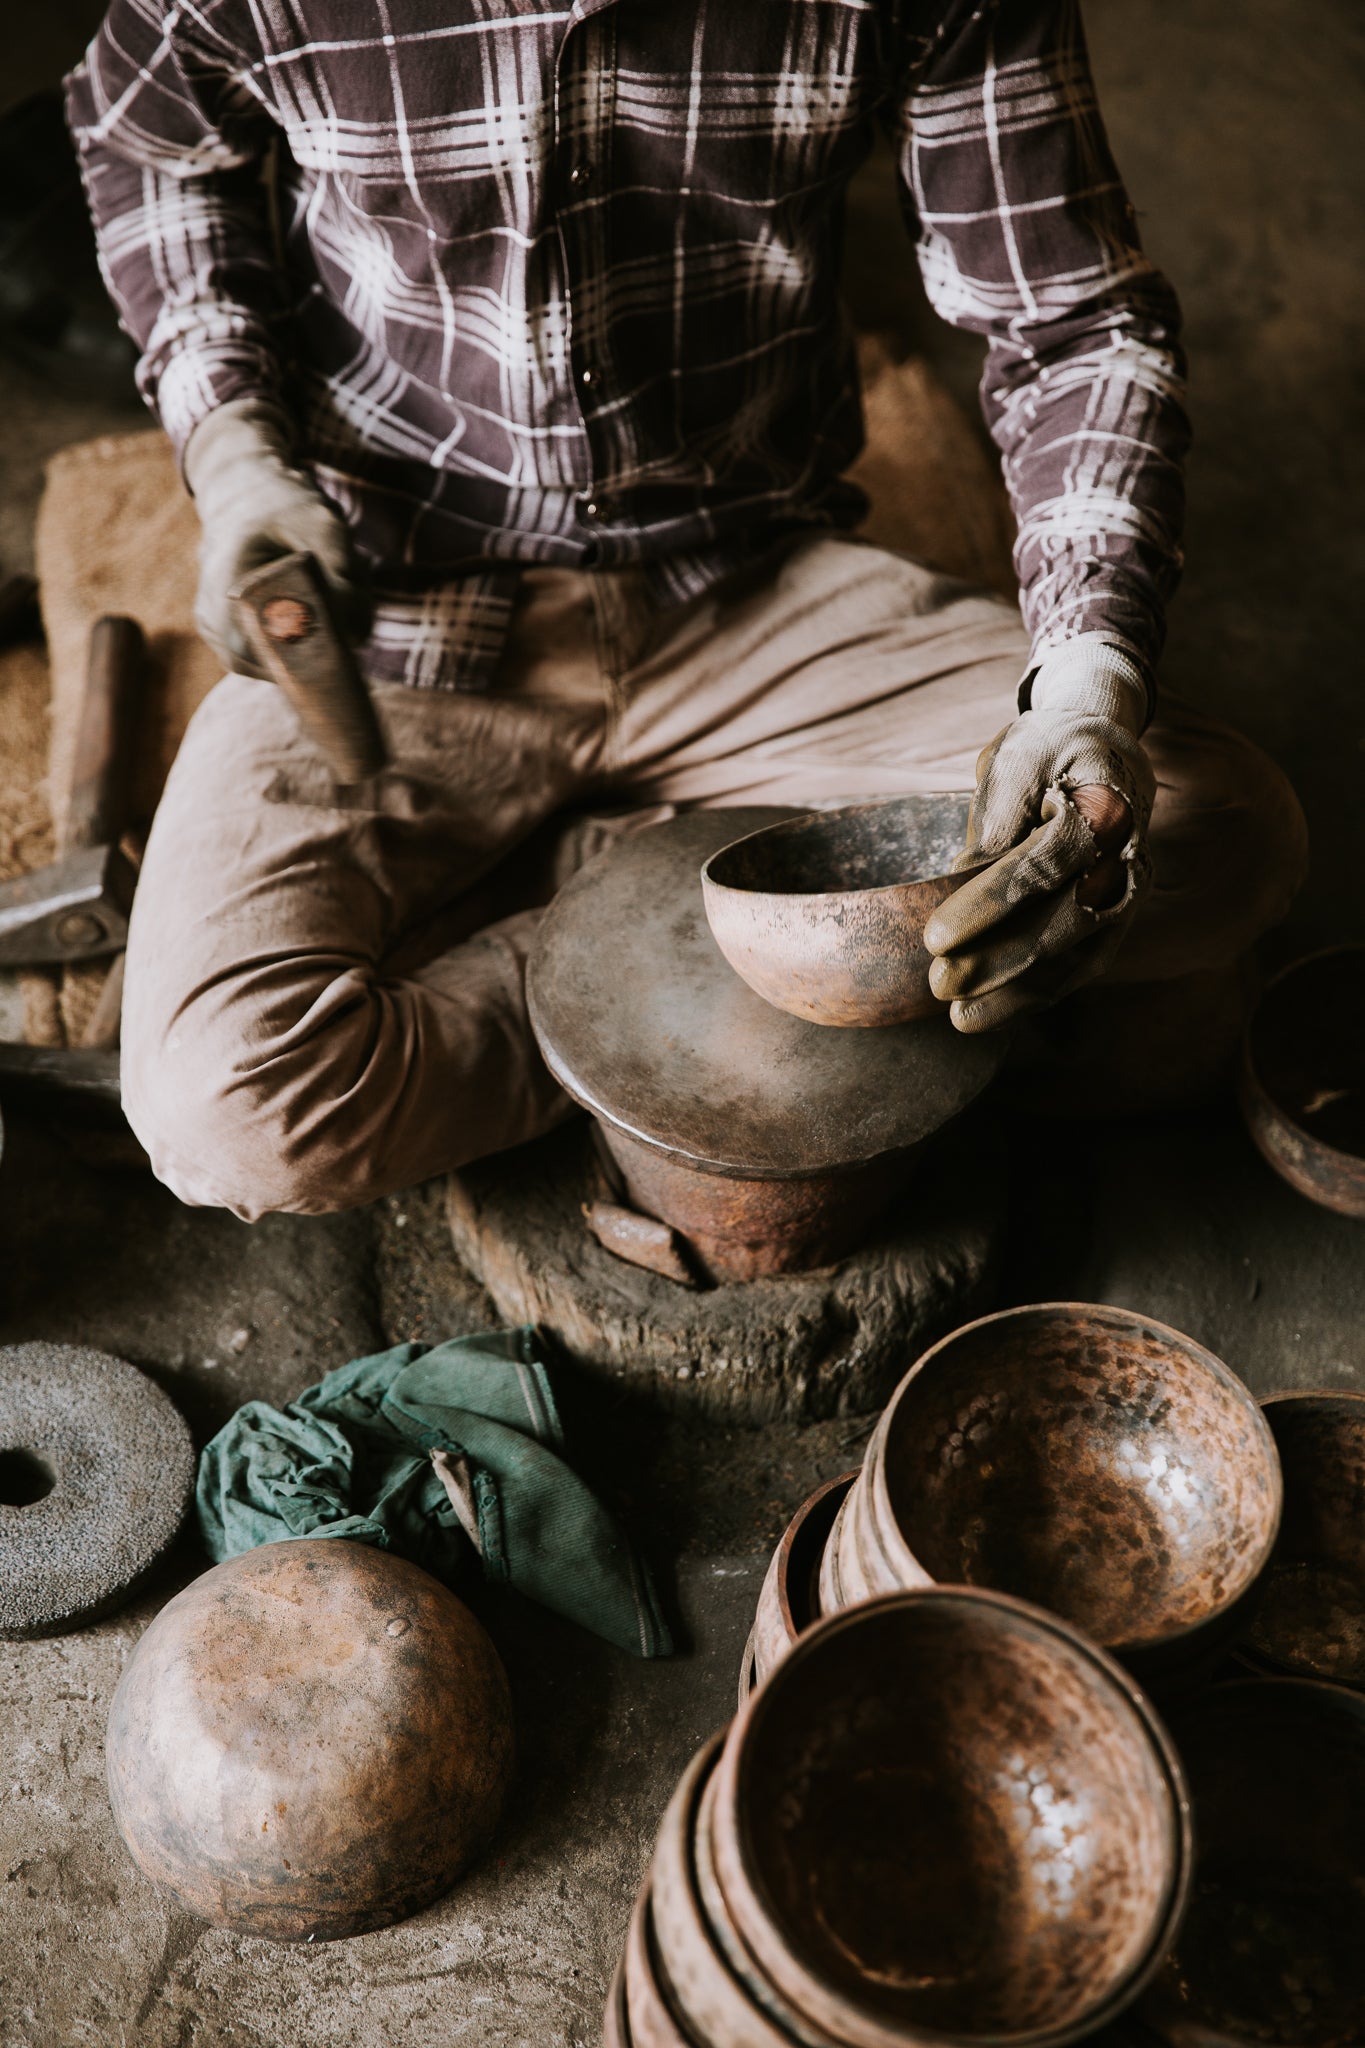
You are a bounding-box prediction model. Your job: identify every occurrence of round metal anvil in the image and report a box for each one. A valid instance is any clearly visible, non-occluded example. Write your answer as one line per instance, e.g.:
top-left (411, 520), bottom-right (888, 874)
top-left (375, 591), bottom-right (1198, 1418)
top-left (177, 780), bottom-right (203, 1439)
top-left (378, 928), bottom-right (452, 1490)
top-left (526, 806), bottom-right (1005, 1279)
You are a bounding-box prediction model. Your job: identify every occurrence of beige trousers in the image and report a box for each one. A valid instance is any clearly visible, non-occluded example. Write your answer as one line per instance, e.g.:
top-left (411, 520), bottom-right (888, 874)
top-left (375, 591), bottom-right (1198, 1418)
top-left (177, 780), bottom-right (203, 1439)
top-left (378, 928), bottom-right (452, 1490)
top-left (121, 538), bottom-right (1308, 1219)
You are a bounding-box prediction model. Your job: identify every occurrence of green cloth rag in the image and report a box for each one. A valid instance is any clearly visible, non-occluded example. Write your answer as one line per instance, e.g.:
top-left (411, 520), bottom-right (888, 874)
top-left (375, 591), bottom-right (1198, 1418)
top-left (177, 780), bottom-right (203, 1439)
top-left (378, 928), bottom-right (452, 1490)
top-left (196, 1328), bottom-right (672, 1658)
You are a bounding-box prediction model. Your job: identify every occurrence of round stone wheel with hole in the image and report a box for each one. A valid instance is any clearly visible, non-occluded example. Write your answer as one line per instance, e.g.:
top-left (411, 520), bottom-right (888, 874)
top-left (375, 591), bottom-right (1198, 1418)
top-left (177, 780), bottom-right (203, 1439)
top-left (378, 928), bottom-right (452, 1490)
top-left (0, 1342), bottom-right (195, 1638)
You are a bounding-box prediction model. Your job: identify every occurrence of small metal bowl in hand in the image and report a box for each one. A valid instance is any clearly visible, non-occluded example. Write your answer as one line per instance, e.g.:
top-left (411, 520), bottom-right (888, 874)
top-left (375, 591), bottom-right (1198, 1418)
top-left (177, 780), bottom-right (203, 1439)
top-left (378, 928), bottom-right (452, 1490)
top-left (700, 792), bottom-right (979, 1026)
top-left (711, 1588), bottom-right (1190, 2047)
top-left (1240, 943), bottom-right (1365, 1216)
top-left (823, 1303), bottom-right (1283, 1686)
top-left (1239, 1389), bottom-right (1365, 1687)
top-left (1139, 1679), bottom-right (1365, 2048)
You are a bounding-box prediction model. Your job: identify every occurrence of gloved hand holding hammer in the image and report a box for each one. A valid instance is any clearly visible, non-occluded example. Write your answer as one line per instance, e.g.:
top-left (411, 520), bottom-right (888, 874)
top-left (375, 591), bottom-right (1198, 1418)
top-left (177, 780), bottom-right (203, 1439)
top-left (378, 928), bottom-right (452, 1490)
top-left (924, 638), bottom-right (1157, 1033)
top-left (183, 396), bottom-right (369, 676)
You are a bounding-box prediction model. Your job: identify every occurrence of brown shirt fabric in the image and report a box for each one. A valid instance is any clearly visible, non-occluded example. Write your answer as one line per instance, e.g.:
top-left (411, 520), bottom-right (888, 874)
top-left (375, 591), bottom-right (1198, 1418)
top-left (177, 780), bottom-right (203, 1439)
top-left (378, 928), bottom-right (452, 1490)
top-left (68, 0), bottom-right (1188, 690)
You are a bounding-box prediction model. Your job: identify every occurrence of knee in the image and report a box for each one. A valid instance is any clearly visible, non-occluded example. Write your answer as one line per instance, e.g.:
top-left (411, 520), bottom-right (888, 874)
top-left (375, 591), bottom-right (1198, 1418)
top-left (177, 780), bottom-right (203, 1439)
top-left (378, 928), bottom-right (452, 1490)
top-left (1133, 709), bottom-right (1309, 978)
top-left (121, 983), bottom-right (380, 1221)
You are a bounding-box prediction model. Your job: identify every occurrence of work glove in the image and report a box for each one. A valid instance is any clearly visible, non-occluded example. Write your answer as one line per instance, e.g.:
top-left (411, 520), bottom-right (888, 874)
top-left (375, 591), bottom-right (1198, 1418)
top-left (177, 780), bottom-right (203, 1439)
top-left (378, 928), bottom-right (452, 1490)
top-left (924, 639), bottom-right (1157, 1033)
top-left (183, 397), bottom-right (367, 674)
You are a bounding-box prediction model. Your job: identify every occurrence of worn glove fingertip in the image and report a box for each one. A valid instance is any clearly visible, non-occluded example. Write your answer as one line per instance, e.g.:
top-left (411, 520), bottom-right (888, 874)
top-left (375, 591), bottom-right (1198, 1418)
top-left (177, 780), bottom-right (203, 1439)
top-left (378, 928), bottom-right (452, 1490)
top-left (948, 995), bottom-right (1003, 1035)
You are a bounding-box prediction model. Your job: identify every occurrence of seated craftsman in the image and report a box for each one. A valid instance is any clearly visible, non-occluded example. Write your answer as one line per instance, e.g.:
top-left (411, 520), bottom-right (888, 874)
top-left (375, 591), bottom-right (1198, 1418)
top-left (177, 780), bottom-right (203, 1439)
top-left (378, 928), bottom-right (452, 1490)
top-left (68, 0), bottom-right (1306, 1221)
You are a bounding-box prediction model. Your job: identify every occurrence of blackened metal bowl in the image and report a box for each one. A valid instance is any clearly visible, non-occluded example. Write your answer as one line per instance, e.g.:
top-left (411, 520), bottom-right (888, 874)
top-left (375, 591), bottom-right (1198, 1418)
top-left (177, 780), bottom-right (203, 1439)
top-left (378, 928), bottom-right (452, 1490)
top-left (1239, 943), bottom-right (1365, 1217)
top-left (1240, 1389), bottom-right (1365, 1686)
top-left (1139, 1679), bottom-right (1365, 2047)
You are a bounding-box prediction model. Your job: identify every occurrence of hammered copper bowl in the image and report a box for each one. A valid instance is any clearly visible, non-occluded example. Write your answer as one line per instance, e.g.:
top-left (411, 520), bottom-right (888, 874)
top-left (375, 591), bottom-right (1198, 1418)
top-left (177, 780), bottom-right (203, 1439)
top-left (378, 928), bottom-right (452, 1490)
top-left (739, 1469), bottom-right (857, 1703)
top-left (828, 1304), bottom-right (1282, 1683)
top-left (1240, 1390), bottom-right (1365, 1686)
top-left (1139, 1680), bottom-right (1365, 2048)
top-left (711, 1590), bottom-right (1191, 2048)
top-left (1239, 943), bottom-right (1365, 1216)
top-left (106, 1539), bottom-right (514, 1941)
top-left (700, 793), bottom-right (980, 1027)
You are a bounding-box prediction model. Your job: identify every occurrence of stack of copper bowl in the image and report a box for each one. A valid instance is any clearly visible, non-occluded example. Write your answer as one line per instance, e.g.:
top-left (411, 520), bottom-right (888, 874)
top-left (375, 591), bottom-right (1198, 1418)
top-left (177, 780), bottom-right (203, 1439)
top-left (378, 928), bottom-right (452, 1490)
top-left (806, 1304), bottom-right (1278, 1692)
top-left (744, 1304), bottom-right (1283, 1696)
top-left (669, 1309), bottom-right (1365, 2048)
top-left (611, 1590), bottom-right (1190, 2048)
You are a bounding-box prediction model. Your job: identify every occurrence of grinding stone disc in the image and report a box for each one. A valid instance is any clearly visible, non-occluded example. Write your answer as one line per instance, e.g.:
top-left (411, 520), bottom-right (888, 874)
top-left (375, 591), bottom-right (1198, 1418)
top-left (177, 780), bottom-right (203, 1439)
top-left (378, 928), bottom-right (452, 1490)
top-left (0, 1344), bottom-right (194, 1639)
top-left (527, 806), bottom-right (1006, 1177)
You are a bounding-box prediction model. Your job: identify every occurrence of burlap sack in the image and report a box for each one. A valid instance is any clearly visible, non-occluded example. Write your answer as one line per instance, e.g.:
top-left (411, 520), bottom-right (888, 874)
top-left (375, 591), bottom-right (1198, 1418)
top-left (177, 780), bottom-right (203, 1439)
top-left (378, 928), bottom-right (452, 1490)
top-left (0, 638), bottom-right (63, 1045)
top-left (35, 429), bottom-right (219, 837)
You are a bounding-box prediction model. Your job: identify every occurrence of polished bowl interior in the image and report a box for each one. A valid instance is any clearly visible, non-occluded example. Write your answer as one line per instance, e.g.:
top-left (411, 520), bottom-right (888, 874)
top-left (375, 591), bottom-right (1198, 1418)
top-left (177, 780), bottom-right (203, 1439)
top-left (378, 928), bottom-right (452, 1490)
top-left (1141, 1680), bottom-right (1365, 2047)
top-left (728, 1591), bottom-right (1187, 2044)
top-left (1243, 1391), bottom-right (1365, 1685)
top-left (700, 793), bottom-right (976, 1027)
top-left (1240, 944), bottom-right (1365, 1215)
top-left (878, 1305), bottom-right (1281, 1658)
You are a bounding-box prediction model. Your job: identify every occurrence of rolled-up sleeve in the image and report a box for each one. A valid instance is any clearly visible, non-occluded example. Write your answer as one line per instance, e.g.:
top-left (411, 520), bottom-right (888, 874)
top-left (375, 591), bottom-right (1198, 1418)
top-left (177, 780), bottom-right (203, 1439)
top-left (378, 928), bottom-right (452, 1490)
top-left (891, 0), bottom-right (1189, 678)
top-left (65, 0), bottom-right (283, 459)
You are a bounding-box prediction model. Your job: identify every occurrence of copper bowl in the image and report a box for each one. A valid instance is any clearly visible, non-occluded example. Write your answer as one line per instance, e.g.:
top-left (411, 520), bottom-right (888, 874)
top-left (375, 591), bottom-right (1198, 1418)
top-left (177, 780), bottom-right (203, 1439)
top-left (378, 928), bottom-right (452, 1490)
top-left (106, 1540), bottom-right (514, 1941)
top-left (1239, 943), bottom-right (1365, 1216)
top-left (711, 1589), bottom-right (1191, 2048)
top-left (1139, 1680), bottom-right (1365, 2047)
top-left (700, 793), bottom-right (981, 1027)
top-left (739, 1469), bottom-right (857, 1703)
top-left (824, 1304), bottom-right (1283, 1686)
top-left (1239, 1390), bottom-right (1365, 1686)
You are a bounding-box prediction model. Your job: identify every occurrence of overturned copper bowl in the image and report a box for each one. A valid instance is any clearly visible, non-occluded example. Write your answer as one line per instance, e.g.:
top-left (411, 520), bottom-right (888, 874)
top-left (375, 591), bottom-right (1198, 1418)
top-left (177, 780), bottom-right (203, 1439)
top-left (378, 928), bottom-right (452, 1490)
top-left (106, 1540), bottom-right (514, 1941)
top-left (822, 1304), bottom-right (1282, 1686)
top-left (1239, 943), bottom-right (1365, 1216)
top-left (740, 1469), bottom-right (857, 1703)
top-left (712, 1589), bottom-right (1191, 2048)
top-left (1139, 1679), bottom-right (1365, 2047)
top-left (1239, 1390), bottom-right (1365, 1686)
top-left (701, 793), bottom-right (981, 1027)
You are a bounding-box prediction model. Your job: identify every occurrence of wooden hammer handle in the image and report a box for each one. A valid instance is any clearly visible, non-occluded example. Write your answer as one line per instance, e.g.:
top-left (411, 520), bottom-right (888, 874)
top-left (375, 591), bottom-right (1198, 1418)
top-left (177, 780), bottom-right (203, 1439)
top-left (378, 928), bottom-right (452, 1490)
top-left (65, 615), bottom-right (147, 854)
top-left (232, 552), bottom-right (388, 783)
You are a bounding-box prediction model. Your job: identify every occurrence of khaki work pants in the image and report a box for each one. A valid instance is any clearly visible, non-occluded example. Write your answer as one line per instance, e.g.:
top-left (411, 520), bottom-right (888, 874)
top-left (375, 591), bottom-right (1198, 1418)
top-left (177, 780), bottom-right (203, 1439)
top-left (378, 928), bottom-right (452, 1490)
top-left (121, 538), bottom-right (1308, 1219)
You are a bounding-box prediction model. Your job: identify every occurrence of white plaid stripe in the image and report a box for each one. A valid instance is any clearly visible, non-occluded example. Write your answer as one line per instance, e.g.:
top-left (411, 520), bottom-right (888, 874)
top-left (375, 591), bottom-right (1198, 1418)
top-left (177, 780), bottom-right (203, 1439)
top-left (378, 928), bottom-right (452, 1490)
top-left (69, 0), bottom-right (1186, 690)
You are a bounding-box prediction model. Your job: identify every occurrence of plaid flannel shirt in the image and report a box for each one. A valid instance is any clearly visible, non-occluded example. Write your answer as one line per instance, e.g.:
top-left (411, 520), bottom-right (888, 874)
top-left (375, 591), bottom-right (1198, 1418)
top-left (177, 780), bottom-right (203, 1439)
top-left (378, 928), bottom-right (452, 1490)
top-left (68, 0), bottom-right (1187, 692)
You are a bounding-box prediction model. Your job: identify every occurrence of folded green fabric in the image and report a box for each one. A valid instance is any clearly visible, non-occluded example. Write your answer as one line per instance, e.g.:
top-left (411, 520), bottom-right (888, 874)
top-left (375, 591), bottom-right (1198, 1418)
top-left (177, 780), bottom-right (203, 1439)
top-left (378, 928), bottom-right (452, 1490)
top-left (196, 1327), bottom-right (672, 1658)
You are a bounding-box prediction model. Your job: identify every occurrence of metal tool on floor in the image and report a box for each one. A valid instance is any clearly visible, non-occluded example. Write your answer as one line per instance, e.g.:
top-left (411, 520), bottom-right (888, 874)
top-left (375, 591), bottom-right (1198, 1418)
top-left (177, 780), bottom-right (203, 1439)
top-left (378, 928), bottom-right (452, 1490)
top-left (232, 550), bottom-right (389, 784)
top-left (0, 612), bottom-right (145, 965)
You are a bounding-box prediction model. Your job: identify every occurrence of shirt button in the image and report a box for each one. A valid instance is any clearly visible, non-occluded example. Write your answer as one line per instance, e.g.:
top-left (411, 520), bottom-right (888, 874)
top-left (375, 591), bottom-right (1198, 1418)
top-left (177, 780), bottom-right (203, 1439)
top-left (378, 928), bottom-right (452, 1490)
top-left (581, 497), bottom-right (605, 522)
top-left (580, 367), bottom-right (596, 387)
top-left (569, 162), bottom-right (592, 187)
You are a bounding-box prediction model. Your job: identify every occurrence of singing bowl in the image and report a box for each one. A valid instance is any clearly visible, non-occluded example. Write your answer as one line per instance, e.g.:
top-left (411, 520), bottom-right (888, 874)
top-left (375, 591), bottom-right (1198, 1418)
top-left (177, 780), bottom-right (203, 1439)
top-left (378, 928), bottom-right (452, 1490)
top-left (741, 1469), bottom-right (857, 1702)
top-left (649, 1730), bottom-right (843, 2048)
top-left (1239, 943), bottom-right (1365, 1216)
top-left (1239, 1389), bottom-right (1365, 1686)
top-left (833, 1304), bottom-right (1282, 1682)
top-left (711, 1590), bottom-right (1190, 2048)
top-left (700, 793), bottom-right (981, 1027)
top-left (106, 1539), bottom-right (514, 1941)
top-left (1139, 1680), bottom-right (1365, 2047)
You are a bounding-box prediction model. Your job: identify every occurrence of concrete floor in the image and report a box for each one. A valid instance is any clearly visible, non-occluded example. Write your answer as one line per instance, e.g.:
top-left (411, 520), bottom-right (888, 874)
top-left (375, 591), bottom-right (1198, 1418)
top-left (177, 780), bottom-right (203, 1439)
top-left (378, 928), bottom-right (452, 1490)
top-left (2, 5), bottom-right (1364, 2045)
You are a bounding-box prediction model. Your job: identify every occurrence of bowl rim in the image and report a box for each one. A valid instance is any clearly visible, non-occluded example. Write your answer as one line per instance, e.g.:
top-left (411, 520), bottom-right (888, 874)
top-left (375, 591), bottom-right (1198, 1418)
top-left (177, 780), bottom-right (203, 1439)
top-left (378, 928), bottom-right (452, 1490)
top-left (700, 792), bottom-right (989, 907)
top-left (719, 1583), bottom-right (1193, 2048)
top-left (870, 1301), bottom-right (1285, 1660)
top-left (1259, 1384), bottom-right (1365, 1416)
top-left (1240, 941), bottom-right (1365, 1168)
